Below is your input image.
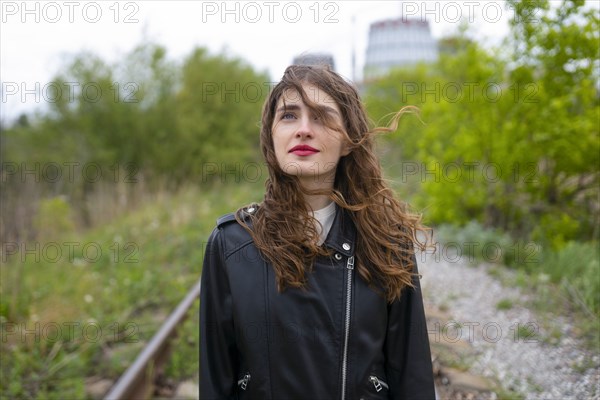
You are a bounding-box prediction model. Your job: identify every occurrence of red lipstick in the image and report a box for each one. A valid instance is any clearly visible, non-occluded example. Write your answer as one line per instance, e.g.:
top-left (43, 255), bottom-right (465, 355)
top-left (289, 144), bottom-right (319, 156)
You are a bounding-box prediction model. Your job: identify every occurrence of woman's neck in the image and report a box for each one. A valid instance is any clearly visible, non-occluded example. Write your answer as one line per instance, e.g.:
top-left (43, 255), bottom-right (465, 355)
top-left (304, 194), bottom-right (332, 212)
top-left (298, 175), bottom-right (334, 211)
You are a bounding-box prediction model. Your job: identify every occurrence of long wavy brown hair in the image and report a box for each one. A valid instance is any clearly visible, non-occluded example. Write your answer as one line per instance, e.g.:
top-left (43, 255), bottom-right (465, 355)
top-left (236, 65), bottom-right (431, 302)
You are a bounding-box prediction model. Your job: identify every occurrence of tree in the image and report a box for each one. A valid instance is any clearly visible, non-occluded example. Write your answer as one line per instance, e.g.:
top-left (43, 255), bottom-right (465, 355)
top-left (2, 41), bottom-right (269, 238)
top-left (365, 0), bottom-right (599, 247)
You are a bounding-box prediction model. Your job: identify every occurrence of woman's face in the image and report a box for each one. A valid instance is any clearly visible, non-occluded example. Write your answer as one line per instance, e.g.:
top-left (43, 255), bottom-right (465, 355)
top-left (271, 83), bottom-right (350, 190)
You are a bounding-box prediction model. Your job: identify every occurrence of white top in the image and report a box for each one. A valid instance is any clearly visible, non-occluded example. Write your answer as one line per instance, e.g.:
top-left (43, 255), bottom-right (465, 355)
top-left (311, 202), bottom-right (337, 245)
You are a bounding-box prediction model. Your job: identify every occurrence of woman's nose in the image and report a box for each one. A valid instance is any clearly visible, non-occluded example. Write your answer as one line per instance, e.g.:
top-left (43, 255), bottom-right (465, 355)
top-left (295, 116), bottom-right (314, 138)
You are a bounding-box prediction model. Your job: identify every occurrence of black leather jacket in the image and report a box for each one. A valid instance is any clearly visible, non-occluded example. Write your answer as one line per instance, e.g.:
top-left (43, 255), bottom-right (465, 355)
top-left (200, 205), bottom-right (435, 400)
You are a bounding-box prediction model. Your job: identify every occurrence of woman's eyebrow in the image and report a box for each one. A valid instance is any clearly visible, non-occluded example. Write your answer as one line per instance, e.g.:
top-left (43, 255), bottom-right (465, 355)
top-left (276, 104), bottom-right (340, 117)
top-left (320, 105), bottom-right (341, 117)
top-left (276, 104), bottom-right (301, 114)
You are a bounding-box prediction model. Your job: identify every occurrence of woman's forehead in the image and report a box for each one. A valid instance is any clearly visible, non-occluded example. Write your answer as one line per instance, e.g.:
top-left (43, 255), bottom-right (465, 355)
top-left (277, 84), bottom-right (339, 109)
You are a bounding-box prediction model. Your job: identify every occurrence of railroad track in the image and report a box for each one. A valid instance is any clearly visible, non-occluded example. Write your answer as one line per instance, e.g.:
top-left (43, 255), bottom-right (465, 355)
top-left (103, 279), bottom-right (201, 400)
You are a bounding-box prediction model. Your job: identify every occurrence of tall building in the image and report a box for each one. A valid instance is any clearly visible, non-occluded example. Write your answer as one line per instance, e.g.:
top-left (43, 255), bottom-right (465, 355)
top-left (364, 18), bottom-right (438, 80)
top-left (292, 53), bottom-right (336, 71)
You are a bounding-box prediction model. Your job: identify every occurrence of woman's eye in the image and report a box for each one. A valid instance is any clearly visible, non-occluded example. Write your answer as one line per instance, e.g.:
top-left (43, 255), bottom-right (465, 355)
top-left (281, 113), bottom-right (295, 120)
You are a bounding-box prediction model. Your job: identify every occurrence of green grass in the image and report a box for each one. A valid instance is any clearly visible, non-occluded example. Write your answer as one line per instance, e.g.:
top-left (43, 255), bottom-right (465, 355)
top-left (494, 387), bottom-right (526, 400)
top-left (0, 181), bottom-right (263, 398)
top-left (542, 242), bottom-right (600, 317)
top-left (496, 299), bottom-right (514, 311)
top-left (515, 324), bottom-right (538, 342)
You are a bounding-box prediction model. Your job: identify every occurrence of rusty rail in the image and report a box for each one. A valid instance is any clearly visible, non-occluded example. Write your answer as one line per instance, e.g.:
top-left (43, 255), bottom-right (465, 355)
top-left (104, 279), bottom-right (201, 400)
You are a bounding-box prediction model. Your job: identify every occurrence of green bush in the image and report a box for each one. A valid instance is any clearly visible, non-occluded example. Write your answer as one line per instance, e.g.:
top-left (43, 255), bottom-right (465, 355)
top-left (531, 212), bottom-right (580, 251)
top-left (542, 241), bottom-right (600, 318)
top-left (435, 220), bottom-right (513, 264)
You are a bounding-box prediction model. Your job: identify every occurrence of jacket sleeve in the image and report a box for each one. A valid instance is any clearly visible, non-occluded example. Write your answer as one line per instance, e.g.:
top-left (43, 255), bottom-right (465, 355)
top-left (200, 226), bottom-right (238, 399)
top-left (384, 254), bottom-right (436, 400)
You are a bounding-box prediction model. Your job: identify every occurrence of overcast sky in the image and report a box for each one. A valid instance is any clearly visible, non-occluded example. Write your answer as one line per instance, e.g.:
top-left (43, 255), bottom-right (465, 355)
top-left (1, 0), bottom-right (589, 124)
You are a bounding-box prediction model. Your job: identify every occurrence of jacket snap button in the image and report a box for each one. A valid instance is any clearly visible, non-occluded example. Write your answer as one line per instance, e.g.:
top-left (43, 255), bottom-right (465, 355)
top-left (334, 253), bottom-right (342, 260)
top-left (342, 243), bottom-right (351, 251)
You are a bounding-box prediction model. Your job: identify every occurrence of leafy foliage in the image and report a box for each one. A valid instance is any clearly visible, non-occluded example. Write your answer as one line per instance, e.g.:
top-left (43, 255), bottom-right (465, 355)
top-left (25, 43), bottom-right (267, 182)
top-left (1, 43), bottom-right (268, 239)
top-left (366, 0), bottom-right (599, 247)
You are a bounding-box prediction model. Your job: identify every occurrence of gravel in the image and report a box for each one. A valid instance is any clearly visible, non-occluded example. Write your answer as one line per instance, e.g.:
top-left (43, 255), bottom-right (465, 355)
top-left (417, 247), bottom-right (600, 400)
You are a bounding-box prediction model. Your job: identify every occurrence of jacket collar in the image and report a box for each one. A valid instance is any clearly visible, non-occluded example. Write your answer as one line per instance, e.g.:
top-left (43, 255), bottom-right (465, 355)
top-left (322, 205), bottom-right (356, 257)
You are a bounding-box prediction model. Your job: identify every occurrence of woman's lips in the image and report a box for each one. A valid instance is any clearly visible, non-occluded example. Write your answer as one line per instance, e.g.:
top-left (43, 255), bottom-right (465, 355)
top-left (289, 145), bottom-right (319, 156)
top-left (291, 149), bottom-right (318, 156)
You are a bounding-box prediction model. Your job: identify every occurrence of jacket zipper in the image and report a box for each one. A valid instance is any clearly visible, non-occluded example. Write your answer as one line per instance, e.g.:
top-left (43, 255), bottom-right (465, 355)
top-left (369, 375), bottom-right (389, 392)
top-left (340, 255), bottom-right (354, 400)
top-left (238, 372), bottom-right (251, 390)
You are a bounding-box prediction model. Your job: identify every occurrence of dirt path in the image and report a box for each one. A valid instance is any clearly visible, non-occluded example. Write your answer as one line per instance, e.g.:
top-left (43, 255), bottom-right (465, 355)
top-left (419, 248), bottom-right (599, 400)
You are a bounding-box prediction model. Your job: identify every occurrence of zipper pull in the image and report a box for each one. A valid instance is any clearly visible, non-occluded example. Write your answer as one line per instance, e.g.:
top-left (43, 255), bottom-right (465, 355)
top-left (346, 255), bottom-right (355, 270)
top-left (369, 375), bottom-right (389, 392)
top-left (370, 376), bottom-right (382, 392)
top-left (238, 373), bottom-right (251, 390)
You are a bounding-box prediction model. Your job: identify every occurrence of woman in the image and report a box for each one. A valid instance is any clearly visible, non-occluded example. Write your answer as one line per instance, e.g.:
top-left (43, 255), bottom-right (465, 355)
top-left (200, 65), bottom-right (435, 399)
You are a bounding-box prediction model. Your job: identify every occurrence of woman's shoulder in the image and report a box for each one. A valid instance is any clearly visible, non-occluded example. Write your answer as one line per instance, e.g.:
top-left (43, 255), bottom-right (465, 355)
top-left (216, 203), bottom-right (258, 229)
top-left (216, 203), bottom-right (259, 229)
top-left (209, 203), bottom-right (259, 253)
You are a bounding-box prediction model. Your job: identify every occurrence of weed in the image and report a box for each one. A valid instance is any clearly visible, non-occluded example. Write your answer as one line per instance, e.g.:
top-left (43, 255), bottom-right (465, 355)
top-left (496, 299), bottom-right (514, 311)
top-left (571, 354), bottom-right (598, 374)
top-left (494, 387), bottom-right (525, 400)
